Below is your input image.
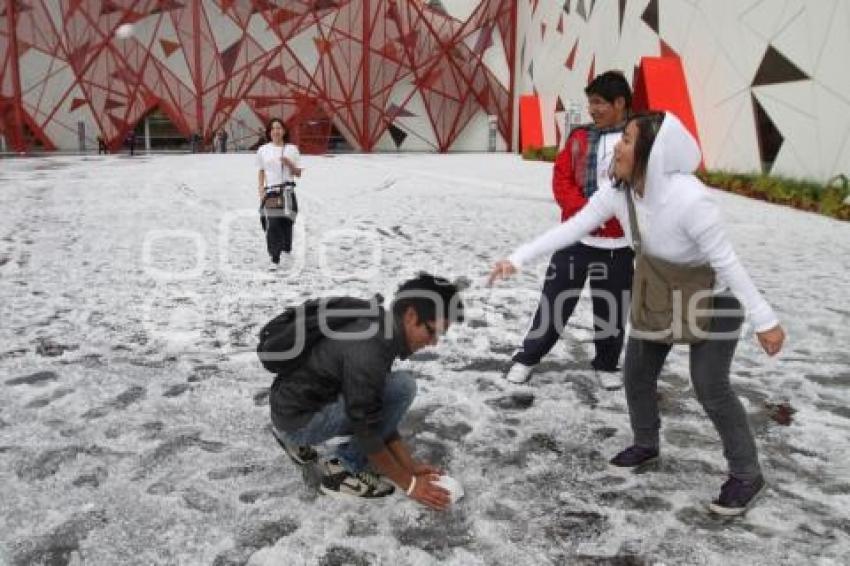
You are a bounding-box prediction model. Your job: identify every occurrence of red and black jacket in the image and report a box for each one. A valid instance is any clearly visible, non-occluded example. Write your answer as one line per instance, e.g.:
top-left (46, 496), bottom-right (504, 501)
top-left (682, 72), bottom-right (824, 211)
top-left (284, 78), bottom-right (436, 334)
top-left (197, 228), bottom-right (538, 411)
top-left (552, 126), bottom-right (624, 238)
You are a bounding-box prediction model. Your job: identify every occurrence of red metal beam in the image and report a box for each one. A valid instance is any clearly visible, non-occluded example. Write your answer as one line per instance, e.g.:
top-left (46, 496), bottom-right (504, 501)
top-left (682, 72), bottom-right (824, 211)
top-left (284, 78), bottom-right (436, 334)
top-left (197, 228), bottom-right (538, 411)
top-left (5, 0), bottom-right (26, 152)
top-left (362, 0), bottom-right (371, 150)
top-left (193, 0), bottom-right (203, 138)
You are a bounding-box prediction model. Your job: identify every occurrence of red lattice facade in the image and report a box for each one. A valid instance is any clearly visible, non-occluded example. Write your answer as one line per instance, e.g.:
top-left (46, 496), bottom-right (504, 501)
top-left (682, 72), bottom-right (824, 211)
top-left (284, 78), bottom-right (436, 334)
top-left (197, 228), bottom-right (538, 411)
top-left (0, 0), bottom-right (516, 153)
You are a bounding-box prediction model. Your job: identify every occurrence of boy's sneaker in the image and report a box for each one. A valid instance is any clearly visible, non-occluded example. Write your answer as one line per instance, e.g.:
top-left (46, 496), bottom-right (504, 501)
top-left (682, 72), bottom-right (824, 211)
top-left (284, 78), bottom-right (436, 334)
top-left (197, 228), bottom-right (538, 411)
top-left (320, 459), bottom-right (395, 499)
top-left (273, 434), bottom-right (318, 466)
top-left (504, 362), bottom-right (534, 384)
top-left (709, 475), bottom-right (766, 516)
top-left (609, 445), bottom-right (659, 468)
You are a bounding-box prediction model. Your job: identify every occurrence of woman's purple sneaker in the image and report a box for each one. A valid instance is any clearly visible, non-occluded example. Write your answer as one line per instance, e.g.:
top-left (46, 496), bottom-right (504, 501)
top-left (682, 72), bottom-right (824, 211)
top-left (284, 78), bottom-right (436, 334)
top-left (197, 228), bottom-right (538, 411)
top-left (609, 445), bottom-right (659, 468)
top-left (709, 475), bottom-right (766, 516)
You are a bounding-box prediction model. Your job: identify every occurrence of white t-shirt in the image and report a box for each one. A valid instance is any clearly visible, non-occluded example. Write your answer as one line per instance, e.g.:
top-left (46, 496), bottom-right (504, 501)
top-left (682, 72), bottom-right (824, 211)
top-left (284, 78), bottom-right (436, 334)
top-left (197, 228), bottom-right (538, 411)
top-left (256, 142), bottom-right (300, 187)
top-left (582, 130), bottom-right (628, 250)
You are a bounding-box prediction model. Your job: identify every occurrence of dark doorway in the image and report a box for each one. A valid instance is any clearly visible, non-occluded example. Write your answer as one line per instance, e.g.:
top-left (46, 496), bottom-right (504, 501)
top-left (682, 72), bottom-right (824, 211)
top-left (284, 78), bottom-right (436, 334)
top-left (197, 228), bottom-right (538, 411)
top-left (327, 122), bottom-right (353, 153)
top-left (137, 107), bottom-right (189, 151)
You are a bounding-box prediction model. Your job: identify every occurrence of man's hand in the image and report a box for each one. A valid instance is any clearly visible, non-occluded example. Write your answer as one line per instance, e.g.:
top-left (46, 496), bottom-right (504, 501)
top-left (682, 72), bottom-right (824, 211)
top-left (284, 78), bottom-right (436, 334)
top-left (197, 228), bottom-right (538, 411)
top-left (408, 473), bottom-right (451, 511)
top-left (487, 259), bottom-right (517, 286)
top-left (757, 324), bottom-right (785, 356)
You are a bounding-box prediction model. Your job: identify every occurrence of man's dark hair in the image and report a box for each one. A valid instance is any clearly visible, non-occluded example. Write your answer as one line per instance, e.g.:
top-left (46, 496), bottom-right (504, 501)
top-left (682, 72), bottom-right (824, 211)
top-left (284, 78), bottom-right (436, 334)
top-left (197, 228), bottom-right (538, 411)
top-left (585, 70), bottom-right (632, 109)
top-left (392, 273), bottom-right (464, 324)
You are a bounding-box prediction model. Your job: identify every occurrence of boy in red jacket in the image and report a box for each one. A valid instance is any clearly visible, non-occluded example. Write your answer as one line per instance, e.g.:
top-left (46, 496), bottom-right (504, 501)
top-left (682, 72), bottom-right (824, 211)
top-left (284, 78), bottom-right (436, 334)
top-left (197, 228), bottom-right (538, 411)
top-left (506, 71), bottom-right (634, 390)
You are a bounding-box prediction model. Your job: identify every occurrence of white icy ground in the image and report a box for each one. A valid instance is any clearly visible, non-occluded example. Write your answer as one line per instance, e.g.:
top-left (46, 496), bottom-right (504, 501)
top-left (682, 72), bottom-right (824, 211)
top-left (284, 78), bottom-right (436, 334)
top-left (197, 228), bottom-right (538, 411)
top-left (0, 152), bottom-right (848, 566)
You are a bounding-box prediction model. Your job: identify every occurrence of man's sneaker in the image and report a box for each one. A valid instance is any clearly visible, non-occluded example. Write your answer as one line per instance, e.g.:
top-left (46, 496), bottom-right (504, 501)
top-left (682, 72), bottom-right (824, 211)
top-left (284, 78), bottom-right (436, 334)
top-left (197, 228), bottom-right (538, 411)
top-left (504, 362), bottom-right (534, 384)
top-left (320, 459), bottom-right (395, 499)
top-left (273, 434), bottom-right (318, 466)
top-left (610, 445), bottom-right (659, 468)
top-left (708, 475), bottom-right (766, 516)
top-left (594, 368), bottom-right (623, 391)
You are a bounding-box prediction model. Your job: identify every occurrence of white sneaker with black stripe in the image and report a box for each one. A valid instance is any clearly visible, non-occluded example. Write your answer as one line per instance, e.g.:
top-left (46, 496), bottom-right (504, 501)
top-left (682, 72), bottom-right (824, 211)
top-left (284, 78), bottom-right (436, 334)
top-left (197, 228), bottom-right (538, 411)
top-left (319, 459), bottom-right (395, 499)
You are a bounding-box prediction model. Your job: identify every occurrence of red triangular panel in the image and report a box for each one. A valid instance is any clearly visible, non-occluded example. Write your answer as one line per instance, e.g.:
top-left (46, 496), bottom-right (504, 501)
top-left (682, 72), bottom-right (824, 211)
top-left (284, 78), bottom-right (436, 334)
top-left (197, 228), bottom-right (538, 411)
top-left (160, 39), bottom-right (181, 57)
top-left (104, 98), bottom-right (125, 111)
top-left (69, 98), bottom-right (87, 112)
top-left (565, 40), bottom-right (578, 70)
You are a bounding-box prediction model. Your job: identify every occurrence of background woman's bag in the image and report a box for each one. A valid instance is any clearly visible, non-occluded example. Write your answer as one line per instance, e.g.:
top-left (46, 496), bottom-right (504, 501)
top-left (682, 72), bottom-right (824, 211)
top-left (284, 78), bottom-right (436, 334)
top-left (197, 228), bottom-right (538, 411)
top-left (263, 183), bottom-right (297, 221)
top-left (281, 184), bottom-right (297, 221)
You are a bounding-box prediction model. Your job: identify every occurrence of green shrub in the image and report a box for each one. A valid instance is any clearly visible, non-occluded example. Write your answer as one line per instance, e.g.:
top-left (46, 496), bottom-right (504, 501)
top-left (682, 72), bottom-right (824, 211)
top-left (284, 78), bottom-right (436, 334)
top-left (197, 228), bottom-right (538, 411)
top-left (539, 146), bottom-right (559, 162)
top-left (522, 146), bottom-right (542, 161)
top-left (820, 187), bottom-right (847, 217)
top-left (522, 145), bottom-right (558, 162)
top-left (697, 170), bottom-right (849, 221)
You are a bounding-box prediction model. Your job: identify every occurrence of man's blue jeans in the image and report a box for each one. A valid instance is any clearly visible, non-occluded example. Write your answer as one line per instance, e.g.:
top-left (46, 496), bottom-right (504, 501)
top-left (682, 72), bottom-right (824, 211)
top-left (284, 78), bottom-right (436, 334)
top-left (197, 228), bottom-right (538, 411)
top-left (273, 371), bottom-right (416, 473)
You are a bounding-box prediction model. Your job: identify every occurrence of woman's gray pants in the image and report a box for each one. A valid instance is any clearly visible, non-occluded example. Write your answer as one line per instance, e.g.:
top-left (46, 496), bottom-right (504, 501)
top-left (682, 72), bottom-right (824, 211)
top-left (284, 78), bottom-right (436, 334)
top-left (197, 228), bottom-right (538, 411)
top-left (623, 293), bottom-right (761, 481)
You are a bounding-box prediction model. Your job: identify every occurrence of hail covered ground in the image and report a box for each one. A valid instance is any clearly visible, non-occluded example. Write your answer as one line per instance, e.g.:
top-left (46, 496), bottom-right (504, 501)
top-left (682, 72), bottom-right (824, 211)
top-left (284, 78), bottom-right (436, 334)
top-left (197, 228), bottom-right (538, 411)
top-left (1, 152), bottom-right (848, 565)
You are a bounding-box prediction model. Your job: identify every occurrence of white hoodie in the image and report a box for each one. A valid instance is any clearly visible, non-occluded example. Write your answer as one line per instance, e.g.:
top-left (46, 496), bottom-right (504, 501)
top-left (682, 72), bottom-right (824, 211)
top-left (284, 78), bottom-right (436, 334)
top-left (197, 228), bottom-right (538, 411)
top-left (509, 113), bottom-right (778, 333)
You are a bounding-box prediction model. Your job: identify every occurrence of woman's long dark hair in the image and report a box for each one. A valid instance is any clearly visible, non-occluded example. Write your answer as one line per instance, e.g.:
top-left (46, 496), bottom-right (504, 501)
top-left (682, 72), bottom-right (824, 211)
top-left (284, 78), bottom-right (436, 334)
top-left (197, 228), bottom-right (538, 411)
top-left (265, 117), bottom-right (290, 144)
top-left (624, 111), bottom-right (665, 191)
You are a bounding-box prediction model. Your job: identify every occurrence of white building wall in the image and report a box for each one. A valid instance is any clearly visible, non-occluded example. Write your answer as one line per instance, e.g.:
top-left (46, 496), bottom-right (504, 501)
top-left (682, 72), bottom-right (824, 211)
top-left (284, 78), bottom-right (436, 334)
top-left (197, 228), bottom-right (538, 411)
top-left (515, 0), bottom-right (850, 182)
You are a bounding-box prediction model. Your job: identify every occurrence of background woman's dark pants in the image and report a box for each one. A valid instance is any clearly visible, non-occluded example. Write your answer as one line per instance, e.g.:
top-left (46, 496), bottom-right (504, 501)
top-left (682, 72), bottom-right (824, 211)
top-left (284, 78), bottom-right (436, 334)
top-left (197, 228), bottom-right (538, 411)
top-left (623, 293), bottom-right (761, 481)
top-left (260, 191), bottom-right (298, 262)
top-left (513, 243), bottom-right (635, 371)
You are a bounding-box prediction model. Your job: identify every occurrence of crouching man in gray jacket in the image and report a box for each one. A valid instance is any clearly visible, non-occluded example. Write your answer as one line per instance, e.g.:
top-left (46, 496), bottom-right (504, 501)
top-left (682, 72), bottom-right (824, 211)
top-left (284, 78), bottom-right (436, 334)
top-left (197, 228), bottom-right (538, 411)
top-left (269, 274), bottom-right (464, 510)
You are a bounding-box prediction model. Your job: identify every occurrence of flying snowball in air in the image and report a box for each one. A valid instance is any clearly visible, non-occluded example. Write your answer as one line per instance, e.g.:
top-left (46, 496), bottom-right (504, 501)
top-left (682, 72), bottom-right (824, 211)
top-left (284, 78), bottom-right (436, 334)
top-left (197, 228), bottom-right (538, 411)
top-left (115, 23), bottom-right (135, 40)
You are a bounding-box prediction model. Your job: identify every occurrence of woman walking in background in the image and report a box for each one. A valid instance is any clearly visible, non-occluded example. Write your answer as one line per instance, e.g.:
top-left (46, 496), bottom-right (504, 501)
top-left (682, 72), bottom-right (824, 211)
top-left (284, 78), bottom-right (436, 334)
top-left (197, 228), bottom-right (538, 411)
top-left (489, 112), bottom-right (785, 516)
top-left (256, 118), bottom-right (302, 266)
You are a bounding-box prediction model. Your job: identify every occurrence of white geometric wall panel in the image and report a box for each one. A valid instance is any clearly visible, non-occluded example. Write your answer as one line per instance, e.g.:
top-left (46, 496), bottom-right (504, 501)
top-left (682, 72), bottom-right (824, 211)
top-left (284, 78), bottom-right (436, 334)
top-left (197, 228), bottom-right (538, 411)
top-left (516, 0), bottom-right (850, 182)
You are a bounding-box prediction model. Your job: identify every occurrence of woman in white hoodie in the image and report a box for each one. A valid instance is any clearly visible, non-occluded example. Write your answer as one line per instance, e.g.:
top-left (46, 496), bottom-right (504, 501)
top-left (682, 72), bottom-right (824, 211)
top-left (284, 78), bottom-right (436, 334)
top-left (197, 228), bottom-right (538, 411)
top-left (489, 112), bottom-right (785, 515)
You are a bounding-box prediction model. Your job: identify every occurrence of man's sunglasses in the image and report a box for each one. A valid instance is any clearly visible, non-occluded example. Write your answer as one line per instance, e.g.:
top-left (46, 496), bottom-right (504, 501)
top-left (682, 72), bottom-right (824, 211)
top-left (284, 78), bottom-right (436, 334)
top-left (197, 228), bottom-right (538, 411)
top-left (423, 321), bottom-right (438, 339)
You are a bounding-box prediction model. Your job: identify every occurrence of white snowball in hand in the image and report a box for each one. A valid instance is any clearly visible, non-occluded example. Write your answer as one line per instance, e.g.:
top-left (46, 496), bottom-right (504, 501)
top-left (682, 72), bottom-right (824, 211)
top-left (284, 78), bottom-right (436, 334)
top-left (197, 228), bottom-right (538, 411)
top-left (434, 475), bottom-right (464, 503)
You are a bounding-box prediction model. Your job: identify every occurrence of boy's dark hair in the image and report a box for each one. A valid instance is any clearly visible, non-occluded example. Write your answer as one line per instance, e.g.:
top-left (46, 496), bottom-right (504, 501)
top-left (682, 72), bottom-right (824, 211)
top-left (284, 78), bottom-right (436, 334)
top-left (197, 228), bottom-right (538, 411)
top-left (626, 111), bottom-right (666, 190)
top-left (392, 273), bottom-right (464, 324)
top-left (585, 70), bottom-right (632, 109)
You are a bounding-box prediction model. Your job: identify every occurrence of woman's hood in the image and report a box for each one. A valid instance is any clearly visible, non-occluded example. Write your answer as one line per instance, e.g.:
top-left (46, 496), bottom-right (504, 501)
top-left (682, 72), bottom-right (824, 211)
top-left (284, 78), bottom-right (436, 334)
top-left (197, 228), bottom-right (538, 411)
top-left (644, 112), bottom-right (702, 201)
